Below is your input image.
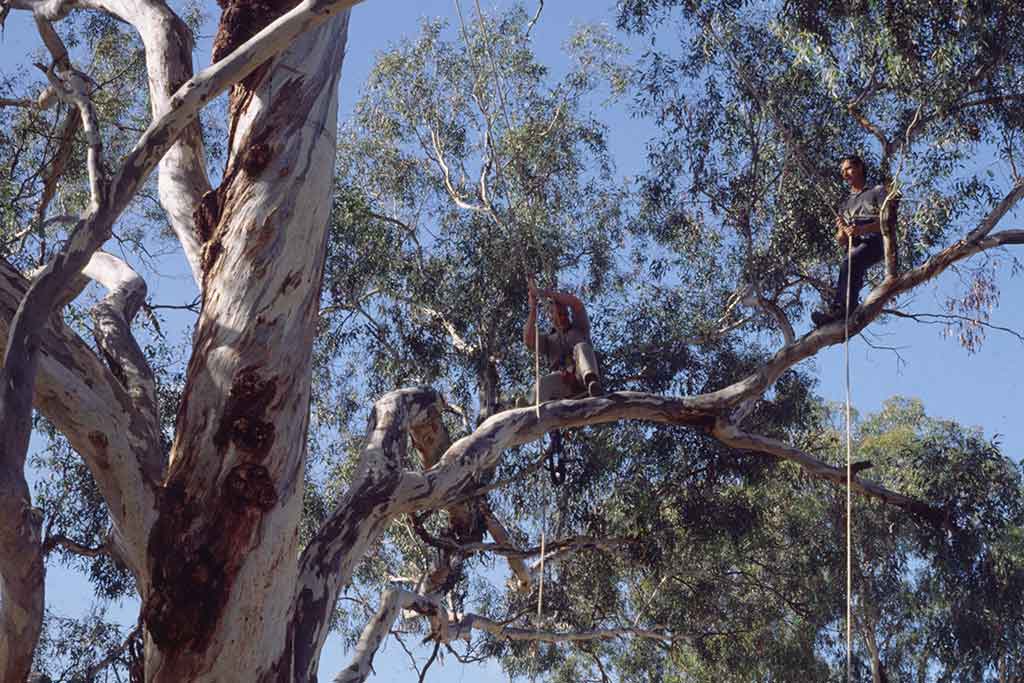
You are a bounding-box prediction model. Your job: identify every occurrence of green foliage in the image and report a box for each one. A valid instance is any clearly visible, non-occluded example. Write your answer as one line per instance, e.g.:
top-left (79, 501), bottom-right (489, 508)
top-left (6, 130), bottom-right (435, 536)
top-left (619, 0), bottom-right (1024, 331)
top-left (320, 5), bottom-right (630, 428)
top-left (32, 606), bottom-right (141, 682)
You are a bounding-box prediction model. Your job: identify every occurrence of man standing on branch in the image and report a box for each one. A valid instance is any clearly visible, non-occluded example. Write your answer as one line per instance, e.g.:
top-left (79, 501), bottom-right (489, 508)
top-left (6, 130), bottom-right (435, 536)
top-left (811, 155), bottom-right (894, 327)
top-left (524, 277), bottom-right (604, 402)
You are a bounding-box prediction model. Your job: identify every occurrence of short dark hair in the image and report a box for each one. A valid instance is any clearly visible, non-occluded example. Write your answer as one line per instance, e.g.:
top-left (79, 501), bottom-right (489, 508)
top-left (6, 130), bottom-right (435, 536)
top-left (840, 154), bottom-right (865, 170)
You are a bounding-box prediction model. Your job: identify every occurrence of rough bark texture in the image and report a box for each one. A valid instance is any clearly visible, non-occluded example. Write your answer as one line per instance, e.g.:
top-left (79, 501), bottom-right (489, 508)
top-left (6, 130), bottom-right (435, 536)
top-left (0, 476), bottom-right (44, 683)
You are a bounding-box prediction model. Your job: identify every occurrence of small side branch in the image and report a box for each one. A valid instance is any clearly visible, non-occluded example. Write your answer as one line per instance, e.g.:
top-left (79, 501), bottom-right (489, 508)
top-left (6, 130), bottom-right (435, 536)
top-left (480, 505), bottom-right (532, 592)
top-left (41, 533), bottom-right (108, 558)
top-left (741, 286), bottom-right (795, 345)
top-left (34, 22), bottom-right (107, 211)
top-left (711, 419), bottom-right (949, 527)
top-left (83, 252), bottom-right (160, 468)
top-left (449, 614), bottom-right (680, 645)
top-left (879, 188), bottom-right (900, 280)
top-left (334, 584), bottom-right (678, 683)
top-left (83, 621), bottom-right (142, 681)
top-left (34, 110), bottom-right (81, 227)
top-left (883, 308), bottom-right (1024, 345)
top-left (847, 103), bottom-right (892, 161)
top-left (966, 179), bottom-right (1024, 243)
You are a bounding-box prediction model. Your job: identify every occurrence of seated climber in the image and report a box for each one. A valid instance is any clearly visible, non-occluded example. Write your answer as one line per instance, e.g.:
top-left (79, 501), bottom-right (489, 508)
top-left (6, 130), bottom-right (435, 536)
top-left (523, 277), bottom-right (603, 402)
top-left (811, 154), bottom-right (895, 327)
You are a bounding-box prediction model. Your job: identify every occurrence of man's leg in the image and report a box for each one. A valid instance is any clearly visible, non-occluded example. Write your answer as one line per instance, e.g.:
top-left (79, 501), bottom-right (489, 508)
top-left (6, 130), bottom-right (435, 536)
top-left (831, 236), bottom-right (883, 313)
top-left (573, 342), bottom-right (603, 397)
top-left (537, 372), bottom-right (572, 403)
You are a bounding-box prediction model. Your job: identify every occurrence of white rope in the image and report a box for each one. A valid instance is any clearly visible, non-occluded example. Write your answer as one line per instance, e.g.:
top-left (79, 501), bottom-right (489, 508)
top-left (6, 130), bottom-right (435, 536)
top-left (529, 489), bottom-right (549, 682)
top-left (844, 235), bottom-right (854, 683)
top-left (535, 296), bottom-right (542, 419)
top-left (536, 496), bottom-right (547, 622)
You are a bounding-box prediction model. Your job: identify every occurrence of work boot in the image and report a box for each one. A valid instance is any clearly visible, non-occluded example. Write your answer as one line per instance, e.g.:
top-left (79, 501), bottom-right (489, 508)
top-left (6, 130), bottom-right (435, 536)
top-left (811, 305), bottom-right (843, 327)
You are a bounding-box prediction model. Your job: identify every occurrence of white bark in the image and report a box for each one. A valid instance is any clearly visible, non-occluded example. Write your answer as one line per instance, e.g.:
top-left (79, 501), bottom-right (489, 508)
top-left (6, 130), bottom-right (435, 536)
top-left (1, 2), bottom-right (1021, 681)
top-left (142, 9), bottom-right (354, 681)
top-left (288, 388), bottom-right (445, 681)
top-left (95, 0), bottom-right (212, 286)
top-left (334, 588), bottom-right (443, 683)
top-left (1, 1), bottom-right (361, 680)
top-left (0, 258), bottom-right (157, 574)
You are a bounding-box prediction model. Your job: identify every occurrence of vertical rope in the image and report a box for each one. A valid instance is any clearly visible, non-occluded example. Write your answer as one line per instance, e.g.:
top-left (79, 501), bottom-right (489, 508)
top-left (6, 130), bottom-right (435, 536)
top-left (535, 297), bottom-right (542, 419)
top-left (536, 497), bottom-right (547, 622)
top-left (532, 291), bottom-right (547, 675)
top-left (529, 491), bottom-right (548, 681)
top-left (844, 235), bottom-right (854, 683)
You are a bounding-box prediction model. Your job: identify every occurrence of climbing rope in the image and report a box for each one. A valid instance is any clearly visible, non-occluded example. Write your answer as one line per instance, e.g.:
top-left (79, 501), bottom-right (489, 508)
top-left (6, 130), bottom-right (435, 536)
top-left (534, 292), bottom-right (542, 419)
top-left (528, 484), bottom-right (549, 682)
top-left (536, 494), bottom-right (547, 624)
top-left (844, 235), bottom-right (854, 683)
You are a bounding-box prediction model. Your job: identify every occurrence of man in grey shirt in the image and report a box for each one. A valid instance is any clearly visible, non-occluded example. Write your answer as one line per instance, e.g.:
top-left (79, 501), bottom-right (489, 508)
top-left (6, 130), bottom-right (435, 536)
top-left (811, 155), bottom-right (893, 327)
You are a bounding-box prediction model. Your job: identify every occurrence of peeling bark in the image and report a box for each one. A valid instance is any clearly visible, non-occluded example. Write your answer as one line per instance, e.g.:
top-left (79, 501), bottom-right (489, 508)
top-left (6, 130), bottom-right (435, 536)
top-left (0, 258), bottom-right (159, 576)
top-left (284, 387), bottom-right (443, 681)
top-left (144, 9), bottom-right (353, 681)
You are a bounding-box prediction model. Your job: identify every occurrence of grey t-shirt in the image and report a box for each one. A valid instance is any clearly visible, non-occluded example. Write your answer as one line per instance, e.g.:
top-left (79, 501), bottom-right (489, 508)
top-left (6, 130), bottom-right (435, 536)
top-left (841, 184), bottom-right (887, 228)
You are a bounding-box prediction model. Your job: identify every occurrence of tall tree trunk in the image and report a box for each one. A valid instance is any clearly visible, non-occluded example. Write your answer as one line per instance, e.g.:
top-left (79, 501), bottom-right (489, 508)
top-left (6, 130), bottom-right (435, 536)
top-left (141, 9), bottom-right (351, 681)
top-left (0, 474), bottom-right (44, 683)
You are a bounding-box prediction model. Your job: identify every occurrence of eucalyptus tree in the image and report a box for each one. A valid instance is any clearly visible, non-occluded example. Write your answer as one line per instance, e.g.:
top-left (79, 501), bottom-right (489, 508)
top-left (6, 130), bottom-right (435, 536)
top-left (618, 0), bottom-right (1024, 345)
top-left (0, 1), bottom-right (1022, 683)
top-left (323, 7), bottom-right (630, 421)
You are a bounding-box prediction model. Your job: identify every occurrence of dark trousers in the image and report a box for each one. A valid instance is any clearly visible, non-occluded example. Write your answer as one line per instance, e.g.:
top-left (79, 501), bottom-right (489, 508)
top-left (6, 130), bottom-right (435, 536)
top-left (832, 235), bottom-right (883, 311)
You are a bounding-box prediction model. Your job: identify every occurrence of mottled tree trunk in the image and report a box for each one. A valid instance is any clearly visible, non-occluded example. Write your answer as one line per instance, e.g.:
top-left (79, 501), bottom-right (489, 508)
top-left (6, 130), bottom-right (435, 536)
top-left (140, 10), bottom-right (351, 681)
top-left (0, 476), bottom-right (44, 683)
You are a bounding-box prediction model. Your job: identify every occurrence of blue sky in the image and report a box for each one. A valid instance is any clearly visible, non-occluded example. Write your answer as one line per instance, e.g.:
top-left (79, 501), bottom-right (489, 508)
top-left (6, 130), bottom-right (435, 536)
top-left (5, 0), bottom-right (1023, 681)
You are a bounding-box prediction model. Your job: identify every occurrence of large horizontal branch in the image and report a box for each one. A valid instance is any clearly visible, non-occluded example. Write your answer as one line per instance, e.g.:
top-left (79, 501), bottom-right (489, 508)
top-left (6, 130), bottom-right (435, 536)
top-left (398, 391), bottom-right (932, 521)
top-left (694, 197), bottom-right (1024, 412)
